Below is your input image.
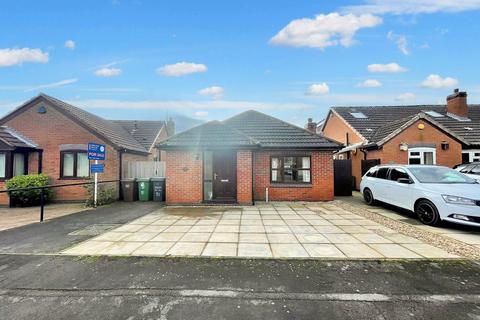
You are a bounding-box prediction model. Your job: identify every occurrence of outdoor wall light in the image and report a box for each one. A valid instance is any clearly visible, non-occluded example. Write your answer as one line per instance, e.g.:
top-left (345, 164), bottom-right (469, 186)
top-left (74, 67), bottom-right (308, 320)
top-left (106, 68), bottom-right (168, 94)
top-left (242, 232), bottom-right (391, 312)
top-left (417, 123), bottom-right (425, 130)
top-left (399, 143), bottom-right (408, 151)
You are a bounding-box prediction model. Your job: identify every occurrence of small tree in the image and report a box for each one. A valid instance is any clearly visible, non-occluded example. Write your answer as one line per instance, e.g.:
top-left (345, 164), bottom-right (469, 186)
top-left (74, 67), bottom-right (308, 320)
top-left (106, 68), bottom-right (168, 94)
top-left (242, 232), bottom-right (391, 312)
top-left (6, 174), bottom-right (53, 207)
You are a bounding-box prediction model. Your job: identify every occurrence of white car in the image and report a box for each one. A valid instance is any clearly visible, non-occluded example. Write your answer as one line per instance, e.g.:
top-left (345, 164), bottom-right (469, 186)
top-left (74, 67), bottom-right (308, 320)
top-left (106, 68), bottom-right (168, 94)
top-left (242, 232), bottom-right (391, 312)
top-left (360, 165), bottom-right (480, 227)
top-left (455, 162), bottom-right (480, 183)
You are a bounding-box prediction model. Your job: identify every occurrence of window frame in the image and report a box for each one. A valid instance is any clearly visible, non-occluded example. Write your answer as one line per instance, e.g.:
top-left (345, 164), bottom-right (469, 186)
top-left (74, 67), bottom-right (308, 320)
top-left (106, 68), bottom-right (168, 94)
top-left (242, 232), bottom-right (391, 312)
top-left (461, 150), bottom-right (480, 163)
top-left (270, 155), bottom-right (312, 184)
top-left (60, 150), bottom-right (90, 179)
top-left (12, 152), bottom-right (28, 177)
top-left (408, 147), bottom-right (436, 165)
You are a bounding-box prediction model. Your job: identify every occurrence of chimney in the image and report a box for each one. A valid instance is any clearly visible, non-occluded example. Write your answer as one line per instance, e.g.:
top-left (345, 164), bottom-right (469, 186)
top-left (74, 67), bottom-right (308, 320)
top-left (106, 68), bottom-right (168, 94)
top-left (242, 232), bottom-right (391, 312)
top-left (305, 118), bottom-right (317, 134)
top-left (166, 118), bottom-right (175, 136)
top-left (447, 88), bottom-right (468, 118)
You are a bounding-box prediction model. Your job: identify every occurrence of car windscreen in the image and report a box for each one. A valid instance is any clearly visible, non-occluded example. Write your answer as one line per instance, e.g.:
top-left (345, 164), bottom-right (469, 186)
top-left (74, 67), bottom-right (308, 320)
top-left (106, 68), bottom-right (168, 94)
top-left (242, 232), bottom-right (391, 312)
top-left (409, 167), bottom-right (477, 184)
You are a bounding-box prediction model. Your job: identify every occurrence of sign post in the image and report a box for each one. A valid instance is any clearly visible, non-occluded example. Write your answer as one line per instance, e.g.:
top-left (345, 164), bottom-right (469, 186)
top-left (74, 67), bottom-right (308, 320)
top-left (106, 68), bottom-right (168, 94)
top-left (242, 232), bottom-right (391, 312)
top-left (88, 143), bottom-right (106, 208)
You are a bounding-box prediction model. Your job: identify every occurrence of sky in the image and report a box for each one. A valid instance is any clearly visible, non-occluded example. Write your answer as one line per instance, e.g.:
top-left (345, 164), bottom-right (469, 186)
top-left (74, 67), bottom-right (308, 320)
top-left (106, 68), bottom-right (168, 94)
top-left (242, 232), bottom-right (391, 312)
top-left (1, 0), bottom-right (480, 127)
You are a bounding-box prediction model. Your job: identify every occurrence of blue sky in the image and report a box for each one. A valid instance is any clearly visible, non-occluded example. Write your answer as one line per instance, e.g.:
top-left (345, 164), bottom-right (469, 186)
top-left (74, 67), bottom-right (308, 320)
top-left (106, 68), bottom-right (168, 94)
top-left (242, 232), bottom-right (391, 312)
top-left (1, 0), bottom-right (479, 126)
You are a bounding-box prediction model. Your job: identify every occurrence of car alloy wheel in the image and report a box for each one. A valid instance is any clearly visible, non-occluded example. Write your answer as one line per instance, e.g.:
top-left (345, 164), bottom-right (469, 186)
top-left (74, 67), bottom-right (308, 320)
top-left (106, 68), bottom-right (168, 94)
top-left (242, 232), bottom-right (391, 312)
top-left (363, 189), bottom-right (375, 205)
top-left (415, 200), bottom-right (440, 226)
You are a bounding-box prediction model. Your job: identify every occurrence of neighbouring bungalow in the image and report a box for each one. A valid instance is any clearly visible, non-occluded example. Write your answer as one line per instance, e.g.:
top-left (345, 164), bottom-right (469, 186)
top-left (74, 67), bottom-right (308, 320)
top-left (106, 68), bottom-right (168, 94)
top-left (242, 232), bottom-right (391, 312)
top-left (320, 89), bottom-right (480, 189)
top-left (158, 110), bottom-right (340, 205)
top-left (0, 94), bottom-right (174, 205)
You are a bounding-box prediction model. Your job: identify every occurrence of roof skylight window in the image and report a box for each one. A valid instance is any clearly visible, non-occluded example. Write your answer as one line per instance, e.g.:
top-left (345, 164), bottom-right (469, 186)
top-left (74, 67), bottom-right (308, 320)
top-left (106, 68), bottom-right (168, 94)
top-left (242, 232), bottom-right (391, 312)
top-left (424, 110), bottom-right (444, 118)
top-left (350, 112), bottom-right (368, 119)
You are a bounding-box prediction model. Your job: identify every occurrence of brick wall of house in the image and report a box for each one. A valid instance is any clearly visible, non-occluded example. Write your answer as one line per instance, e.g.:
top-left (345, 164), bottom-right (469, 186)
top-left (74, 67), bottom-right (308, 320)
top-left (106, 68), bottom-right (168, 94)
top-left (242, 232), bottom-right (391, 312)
top-left (322, 112), bottom-right (364, 145)
top-left (3, 101), bottom-right (122, 203)
top-left (371, 119), bottom-right (462, 167)
top-left (237, 150), bottom-right (253, 205)
top-left (165, 150), bottom-right (203, 204)
top-left (253, 150), bottom-right (334, 201)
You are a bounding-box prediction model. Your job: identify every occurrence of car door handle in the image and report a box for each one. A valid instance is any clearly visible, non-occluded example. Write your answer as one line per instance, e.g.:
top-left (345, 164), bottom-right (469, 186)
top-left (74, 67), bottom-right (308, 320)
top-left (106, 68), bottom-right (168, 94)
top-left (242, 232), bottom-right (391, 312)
top-left (214, 173), bottom-right (218, 180)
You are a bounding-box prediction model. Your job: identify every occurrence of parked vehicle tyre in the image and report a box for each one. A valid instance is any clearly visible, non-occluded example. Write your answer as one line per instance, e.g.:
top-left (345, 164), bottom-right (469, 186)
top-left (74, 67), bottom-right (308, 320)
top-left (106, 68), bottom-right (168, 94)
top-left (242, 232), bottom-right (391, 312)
top-left (363, 188), bottom-right (375, 205)
top-left (415, 199), bottom-right (440, 226)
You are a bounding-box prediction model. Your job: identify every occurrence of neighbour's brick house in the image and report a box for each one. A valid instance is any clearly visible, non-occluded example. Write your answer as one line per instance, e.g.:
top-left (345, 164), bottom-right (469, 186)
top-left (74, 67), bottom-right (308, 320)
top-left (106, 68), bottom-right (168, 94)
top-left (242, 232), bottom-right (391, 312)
top-left (0, 94), bottom-right (173, 205)
top-left (320, 89), bottom-right (480, 189)
top-left (159, 110), bottom-right (340, 205)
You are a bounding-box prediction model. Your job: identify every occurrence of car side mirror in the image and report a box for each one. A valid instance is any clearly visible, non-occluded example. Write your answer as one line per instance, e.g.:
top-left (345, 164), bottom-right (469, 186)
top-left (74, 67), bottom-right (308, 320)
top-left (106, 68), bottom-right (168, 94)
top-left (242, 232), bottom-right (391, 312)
top-left (397, 178), bottom-right (413, 184)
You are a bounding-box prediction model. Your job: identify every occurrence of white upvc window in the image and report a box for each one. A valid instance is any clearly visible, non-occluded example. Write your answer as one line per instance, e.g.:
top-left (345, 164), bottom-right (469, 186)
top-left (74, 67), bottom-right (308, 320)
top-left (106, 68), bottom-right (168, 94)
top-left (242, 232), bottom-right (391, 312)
top-left (462, 150), bottom-right (480, 163)
top-left (408, 147), bottom-right (436, 165)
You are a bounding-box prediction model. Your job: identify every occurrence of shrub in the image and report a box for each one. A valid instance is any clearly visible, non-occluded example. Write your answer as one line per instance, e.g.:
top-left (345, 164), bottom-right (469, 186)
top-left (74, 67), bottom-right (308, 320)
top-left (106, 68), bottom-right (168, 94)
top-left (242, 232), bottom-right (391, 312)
top-left (6, 174), bottom-right (53, 207)
top-left (84, 183), bottom-right (117, 207)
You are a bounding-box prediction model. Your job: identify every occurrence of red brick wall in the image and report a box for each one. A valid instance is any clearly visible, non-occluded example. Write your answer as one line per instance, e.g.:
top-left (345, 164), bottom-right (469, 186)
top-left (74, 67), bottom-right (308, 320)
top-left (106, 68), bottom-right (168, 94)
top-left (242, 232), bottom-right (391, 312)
top-left (322, 112), bottom-right (363, 145)
top-left (370, 119), bottom-right (462, 168)
top-left (1, 100), bottom-right (130, 203)
top-left (237, 150), bottom-right (252, 205)
top-left (253, 151), bottom-right (334, 201)
top-left (165, 150), bottom-right (202, 204)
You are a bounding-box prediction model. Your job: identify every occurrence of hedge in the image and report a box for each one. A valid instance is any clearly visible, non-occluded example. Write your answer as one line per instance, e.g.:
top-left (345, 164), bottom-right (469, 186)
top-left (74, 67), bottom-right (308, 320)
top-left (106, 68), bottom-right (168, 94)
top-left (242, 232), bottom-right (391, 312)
top-left (6, 174), bottom-right (53, 207)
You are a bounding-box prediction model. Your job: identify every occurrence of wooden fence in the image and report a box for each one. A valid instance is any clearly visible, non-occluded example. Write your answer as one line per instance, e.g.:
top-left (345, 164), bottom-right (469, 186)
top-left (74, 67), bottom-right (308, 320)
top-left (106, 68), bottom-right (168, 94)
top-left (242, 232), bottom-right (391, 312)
top-left (122, 161), bottom-right (165, 179)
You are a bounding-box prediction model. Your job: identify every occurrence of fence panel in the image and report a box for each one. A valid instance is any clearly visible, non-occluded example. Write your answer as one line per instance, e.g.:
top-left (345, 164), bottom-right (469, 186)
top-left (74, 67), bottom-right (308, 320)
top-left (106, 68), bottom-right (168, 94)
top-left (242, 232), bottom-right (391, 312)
top-left (122, 161), bottom-right (165, 179)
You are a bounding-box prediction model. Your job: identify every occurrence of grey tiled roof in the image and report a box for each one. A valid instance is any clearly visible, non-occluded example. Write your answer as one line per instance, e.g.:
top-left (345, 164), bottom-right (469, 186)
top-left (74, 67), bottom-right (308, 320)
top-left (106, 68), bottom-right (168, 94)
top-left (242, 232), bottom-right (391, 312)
top-left (0, 126), bottom-right (38, 149)
top-left (159, 120), bottom-right (258, 148)
top-left (112, 120), bottom-right (166, 151)
top-left (38, 95), bottom-right (149, 153)
top-left (160, 110), bottom-right (340, 149)
top-left (332, 105), bottom-right (480, 145)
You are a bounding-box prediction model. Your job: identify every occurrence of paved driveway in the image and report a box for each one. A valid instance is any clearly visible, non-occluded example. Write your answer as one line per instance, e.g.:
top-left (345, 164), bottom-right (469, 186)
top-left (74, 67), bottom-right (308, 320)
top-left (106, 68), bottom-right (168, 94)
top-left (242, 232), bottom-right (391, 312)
top-left (343, 192), bottom-right (480, 252)
top-left (62, 202), bottom-right (457, 259)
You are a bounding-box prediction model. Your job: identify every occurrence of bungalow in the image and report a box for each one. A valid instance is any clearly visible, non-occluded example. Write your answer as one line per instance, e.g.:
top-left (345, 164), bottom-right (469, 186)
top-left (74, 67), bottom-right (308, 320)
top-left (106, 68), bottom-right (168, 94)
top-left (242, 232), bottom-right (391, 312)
top-left (320, 89), bottom-right (480, 189)
top-left (0, 94), bottom-right (174, 205)
top-left (158, 110), bottom-right (340, 205)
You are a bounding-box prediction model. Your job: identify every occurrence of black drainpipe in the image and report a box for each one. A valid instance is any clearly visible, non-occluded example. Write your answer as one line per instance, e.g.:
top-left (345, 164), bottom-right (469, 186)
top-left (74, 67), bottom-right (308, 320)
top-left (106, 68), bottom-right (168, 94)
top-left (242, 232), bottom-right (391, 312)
top-left (118, 148), bottom-right (125, 200)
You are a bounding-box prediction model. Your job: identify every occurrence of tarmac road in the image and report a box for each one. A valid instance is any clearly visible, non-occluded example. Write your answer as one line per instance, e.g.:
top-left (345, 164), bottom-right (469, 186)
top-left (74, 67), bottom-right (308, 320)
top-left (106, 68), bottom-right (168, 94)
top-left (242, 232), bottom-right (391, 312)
top-left (0, 255), bottom-right (479, 319)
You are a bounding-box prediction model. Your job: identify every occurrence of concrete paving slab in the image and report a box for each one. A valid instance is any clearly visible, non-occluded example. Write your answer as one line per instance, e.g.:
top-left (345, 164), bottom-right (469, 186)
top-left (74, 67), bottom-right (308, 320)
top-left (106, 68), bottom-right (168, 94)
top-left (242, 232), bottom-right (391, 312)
top-left (369, 244), bottom-right (422, 259)
top-left (352, 233), bottom-right (393, 244)
top-left (238, 243), bottom-right (272, 257)
top-left (215, 225), bottom-right (240, 233)
top-left (131, 242), bottom-right (174, 256)
top-left (402, 244), bottom-right (458, 258)
top-left (239, 233), bottom-right (268, 243)
top-left (167, 242), bottom-right (206, 256)
top-left (96, 241), bottom-right (144, 255)
top-left (122, 232), bottom-right (158, 242)
top-left (324, 234), bottom-right (361, 244)
top-left (240, 225), bottom-right (265, 233)
top-left (295, 234), bottom-right (330, 244)
top-left (180, 232), bottom-right (212, 242)
top-left (209, 232), bottom-right (239, 243)
top-left (267, 233), bottom-right (298, 244)
top-left (151, 233), bottom-right (185, 242)
top-left (303, 244), bottom-right (346, 258)
top-left (271, 244), bottom-right (309, 258)
top-left (202, 243), bottom-right (237, 256)
top-left (336, 244), bottom-right (384, 258)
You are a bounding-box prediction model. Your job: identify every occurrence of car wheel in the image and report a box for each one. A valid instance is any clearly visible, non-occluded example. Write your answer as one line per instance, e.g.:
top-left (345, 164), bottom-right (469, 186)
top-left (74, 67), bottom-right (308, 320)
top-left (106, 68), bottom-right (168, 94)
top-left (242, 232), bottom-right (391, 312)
top-left (415, 199), bottom-right (440, 226)
top-left (363, 188), bottom-right (375, 206)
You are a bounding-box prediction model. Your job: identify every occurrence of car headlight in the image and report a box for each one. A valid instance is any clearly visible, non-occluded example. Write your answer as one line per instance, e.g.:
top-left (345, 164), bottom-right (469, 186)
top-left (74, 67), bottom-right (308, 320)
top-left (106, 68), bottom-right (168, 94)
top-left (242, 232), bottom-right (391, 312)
top-left (442, 195), bottom-right (477, 206)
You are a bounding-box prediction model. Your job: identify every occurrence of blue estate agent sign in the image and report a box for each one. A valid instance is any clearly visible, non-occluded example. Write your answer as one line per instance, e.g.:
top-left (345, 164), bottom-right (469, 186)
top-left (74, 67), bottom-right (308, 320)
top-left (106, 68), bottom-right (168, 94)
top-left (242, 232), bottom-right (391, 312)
top-left (88, 142), bottom-right (106, 160)
top-left (91, 163), bottom-right (105, 173)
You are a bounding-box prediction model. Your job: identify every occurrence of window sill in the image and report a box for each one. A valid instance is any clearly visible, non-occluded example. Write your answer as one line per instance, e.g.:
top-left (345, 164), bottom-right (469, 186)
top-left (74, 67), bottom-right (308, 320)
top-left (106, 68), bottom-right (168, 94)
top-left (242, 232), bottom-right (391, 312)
top-left (269, 183), bottom-right (313, 188)
top-left (59, 177), bottom-right (91, 181)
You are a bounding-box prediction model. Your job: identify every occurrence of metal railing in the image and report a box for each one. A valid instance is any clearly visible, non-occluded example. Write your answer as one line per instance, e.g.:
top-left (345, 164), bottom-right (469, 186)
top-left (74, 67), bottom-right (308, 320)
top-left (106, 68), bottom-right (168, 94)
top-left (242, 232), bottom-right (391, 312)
top-left (0, 180), bottom-right (120, 222)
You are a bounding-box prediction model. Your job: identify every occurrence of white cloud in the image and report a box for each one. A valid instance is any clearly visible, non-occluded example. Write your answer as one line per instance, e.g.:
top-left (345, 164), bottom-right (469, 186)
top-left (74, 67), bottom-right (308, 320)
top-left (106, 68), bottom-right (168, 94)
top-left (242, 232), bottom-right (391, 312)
top-left (157, 62), bottom-right (207, 77)
top-left (270, 13), bottom-right (382, 49)
top-left (343, 0), bottom-right (480, 15)
top-left (368, 63), bottom-right (407, 73)
top-left (194, 111), bottom-right (209, 118)
top-left (0, 48), bottom-right (49, 67)
top-left (306, 83), bottom-right (330, 95)
top-left (387, 31), bottom-right (409, 55)
top-left (94, 67), bottom-right (122, 77)
top-left (198, 86), bottom-right (224, 99)
top-left (65, 40), bottom-right (75, 50)
top-left (396, 92), bottom-right (416, 101)
top-left (421, 74), bottom-right (458, 89)
top-left (357, 79), bottom-right (382, 87)
top-left (25, 78), bottom-right (78, 92)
